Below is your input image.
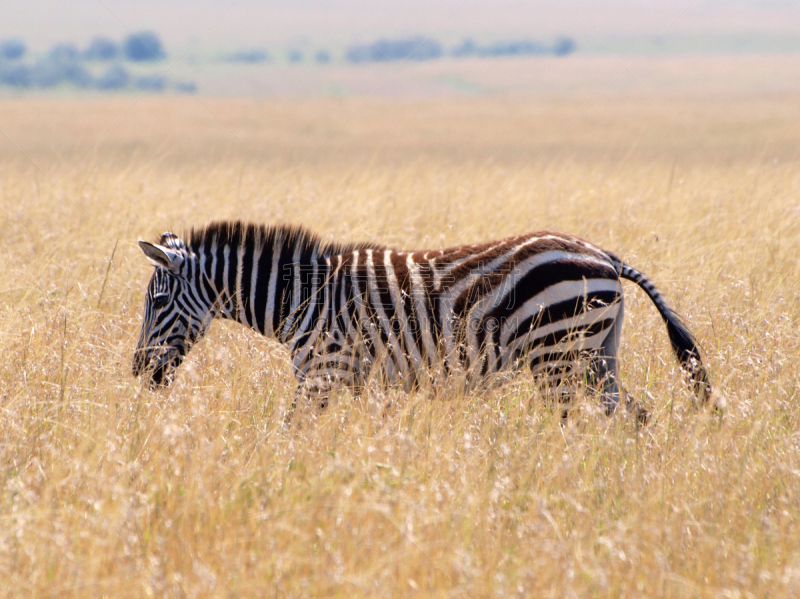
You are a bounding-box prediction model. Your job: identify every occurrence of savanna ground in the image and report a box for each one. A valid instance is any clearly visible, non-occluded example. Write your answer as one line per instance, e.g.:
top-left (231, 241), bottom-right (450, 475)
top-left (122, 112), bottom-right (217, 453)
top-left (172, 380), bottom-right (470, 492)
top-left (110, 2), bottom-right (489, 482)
top-left (2, 61), bottom-right (800, 596)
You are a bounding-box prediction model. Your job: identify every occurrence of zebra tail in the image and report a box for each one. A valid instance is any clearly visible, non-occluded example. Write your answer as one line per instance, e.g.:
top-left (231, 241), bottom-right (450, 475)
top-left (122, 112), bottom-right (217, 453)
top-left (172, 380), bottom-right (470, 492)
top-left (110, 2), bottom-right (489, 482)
top-left (616, 261), bottom-right (713, 405)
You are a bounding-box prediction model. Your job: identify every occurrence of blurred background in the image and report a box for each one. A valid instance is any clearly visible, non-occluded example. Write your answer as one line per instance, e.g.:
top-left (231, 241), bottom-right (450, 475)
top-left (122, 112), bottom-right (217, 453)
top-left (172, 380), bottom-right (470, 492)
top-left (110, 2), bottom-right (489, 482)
top-left (1, 0), bottom-right (799, 97)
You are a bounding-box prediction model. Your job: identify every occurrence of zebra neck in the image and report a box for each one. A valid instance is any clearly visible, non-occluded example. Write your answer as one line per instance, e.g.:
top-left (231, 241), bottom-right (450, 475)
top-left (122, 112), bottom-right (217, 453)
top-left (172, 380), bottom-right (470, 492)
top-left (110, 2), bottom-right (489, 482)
top-left (275, 257), bottom-right (330, 345)
top-left (207, 236), bottom-right (329, 344)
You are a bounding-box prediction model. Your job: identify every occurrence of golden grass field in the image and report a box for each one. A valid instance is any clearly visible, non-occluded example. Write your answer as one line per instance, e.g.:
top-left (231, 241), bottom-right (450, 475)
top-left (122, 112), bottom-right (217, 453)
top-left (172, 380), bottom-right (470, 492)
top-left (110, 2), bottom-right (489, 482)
top-left (2, 88), bottom-right (800, 596)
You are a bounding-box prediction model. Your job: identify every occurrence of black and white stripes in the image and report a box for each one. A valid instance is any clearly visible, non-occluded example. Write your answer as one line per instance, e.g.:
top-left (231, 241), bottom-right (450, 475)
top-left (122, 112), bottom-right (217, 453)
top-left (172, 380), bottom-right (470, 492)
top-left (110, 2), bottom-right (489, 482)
top-left (133, 221), bottom-right (712, 411)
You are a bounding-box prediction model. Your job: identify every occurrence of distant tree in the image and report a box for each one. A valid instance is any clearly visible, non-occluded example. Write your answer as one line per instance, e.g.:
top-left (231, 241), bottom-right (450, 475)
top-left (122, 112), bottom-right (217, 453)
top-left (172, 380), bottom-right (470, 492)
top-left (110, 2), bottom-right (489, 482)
top-left (124, 32), bottom-right (165, 62)
top-left (48, 43), bottom-right (80, 62)
top-left (286, 49), bottom-right (303, 63)
top-left (478, 40), bottom-right (545, 57)
top-left (314, 50), bottom-right (331, 64)
top-left (84, 37), bottom-right (119, 61)
top-left (135, 74), bottom-right (166, 92)
top-left (61, 63), bottom-right (93, 87)
top-left (451, 39), bottom-right (477, 58)
top-left (0, 64), bottom-right (32, 87)
top-left (33, 45), bottom-right (93, 88)
top-left (176, 81), bottom-right (197, 93)
top-left (451, 38), bottom-right (573, 59)
top-left (552, 37), bottom-right (576, 56)
top-left (224, 49), bottom-right (270, 63)
top-left (95, 65), bottom-right (129, 90)
top-left (344, 45), bottom-right (369, 63)
top-left (346, 37), bottom-right (442, 63)
top-left (0, 39), bottom-right (26, 60)
top-left (31, 60), bottom-right (62, 88)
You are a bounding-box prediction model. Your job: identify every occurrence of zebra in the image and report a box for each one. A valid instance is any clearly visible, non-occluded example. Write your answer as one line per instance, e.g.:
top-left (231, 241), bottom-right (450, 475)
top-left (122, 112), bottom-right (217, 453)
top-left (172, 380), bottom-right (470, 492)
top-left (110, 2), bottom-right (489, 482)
top-left (132, 221), bottom-right (712, 416)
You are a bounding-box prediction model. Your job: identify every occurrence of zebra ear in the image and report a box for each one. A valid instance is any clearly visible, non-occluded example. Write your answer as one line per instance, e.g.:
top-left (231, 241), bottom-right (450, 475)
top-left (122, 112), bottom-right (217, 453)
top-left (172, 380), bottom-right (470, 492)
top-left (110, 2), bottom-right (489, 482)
top-left (139, 240), bottom-right (183, 274)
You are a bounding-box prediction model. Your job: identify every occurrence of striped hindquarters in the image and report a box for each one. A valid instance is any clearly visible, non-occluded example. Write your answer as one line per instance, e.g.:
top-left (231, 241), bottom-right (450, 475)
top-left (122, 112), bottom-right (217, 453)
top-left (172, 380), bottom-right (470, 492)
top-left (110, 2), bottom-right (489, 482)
top-left (437, 233), bottom-right (623, 382)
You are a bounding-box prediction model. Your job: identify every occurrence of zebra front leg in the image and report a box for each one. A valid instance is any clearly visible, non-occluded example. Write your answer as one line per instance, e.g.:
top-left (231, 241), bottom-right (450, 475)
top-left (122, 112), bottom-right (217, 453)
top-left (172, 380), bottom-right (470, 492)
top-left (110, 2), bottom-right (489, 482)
top-left (294, 377), bottom-right (333, 409)
top-left (283, 379), bottom-right (332, 426)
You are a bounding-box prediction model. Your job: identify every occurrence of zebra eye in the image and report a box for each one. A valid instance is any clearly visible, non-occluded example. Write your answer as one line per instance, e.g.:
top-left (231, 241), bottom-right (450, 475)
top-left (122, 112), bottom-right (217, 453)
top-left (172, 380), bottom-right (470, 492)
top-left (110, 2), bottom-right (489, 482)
top-left (152, 293), bottom-right (170, 310)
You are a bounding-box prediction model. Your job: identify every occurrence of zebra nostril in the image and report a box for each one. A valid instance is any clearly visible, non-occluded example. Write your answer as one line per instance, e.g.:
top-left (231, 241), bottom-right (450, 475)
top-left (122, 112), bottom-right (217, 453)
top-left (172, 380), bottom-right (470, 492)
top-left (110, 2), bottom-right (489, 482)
top-left (150, 363), bottom-right (166, 388)
top-left (149, 358), bottom-right (179, 389)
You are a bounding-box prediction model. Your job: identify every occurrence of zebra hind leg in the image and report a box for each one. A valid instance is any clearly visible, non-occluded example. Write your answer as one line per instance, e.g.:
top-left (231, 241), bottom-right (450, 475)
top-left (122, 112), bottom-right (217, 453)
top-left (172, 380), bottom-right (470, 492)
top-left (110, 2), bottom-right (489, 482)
top-left (587, 294), bottom-right (648, 424)
top-left (283, 378), bottom-right (332, 426)
top-left (586, 353), bottom-right (621, 416)
top-left (587, 353), bottom-right (650, 425)
top-left (297, 379), bottom-right (332, 410)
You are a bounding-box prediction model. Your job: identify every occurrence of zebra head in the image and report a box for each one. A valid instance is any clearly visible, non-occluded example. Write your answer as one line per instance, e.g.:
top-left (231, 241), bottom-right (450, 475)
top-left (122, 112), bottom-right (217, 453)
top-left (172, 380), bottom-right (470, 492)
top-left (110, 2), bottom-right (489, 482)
top-left (133, 232), bottom-right (213, 388)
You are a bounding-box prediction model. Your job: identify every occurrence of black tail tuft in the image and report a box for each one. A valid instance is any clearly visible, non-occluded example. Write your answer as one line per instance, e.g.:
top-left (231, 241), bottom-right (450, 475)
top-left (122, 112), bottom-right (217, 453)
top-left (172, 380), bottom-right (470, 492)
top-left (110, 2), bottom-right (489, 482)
top-left (617, 261), bottom-right (712, 405)
top-left (664, 309), bottom-right (712, 405)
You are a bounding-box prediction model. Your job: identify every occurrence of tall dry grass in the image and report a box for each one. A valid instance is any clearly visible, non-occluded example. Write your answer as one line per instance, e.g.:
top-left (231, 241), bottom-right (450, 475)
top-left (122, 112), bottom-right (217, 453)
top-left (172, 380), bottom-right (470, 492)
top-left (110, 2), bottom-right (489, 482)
top-left (1, 96), bottom-right (800, 597)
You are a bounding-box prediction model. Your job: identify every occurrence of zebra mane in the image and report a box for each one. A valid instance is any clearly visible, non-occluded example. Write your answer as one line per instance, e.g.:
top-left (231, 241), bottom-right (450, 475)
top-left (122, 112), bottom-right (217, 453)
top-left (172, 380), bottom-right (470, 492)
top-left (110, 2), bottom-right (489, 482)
top-left (183, 220), bottom-right (383, 260)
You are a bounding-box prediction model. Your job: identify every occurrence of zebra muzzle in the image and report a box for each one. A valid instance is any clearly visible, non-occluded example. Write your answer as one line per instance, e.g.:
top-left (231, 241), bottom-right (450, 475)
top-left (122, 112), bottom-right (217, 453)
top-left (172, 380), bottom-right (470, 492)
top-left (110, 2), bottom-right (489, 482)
top-left (149, 353), bottom-right (184, 389)
top-left (133, 348), bottom-right (183, 389)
